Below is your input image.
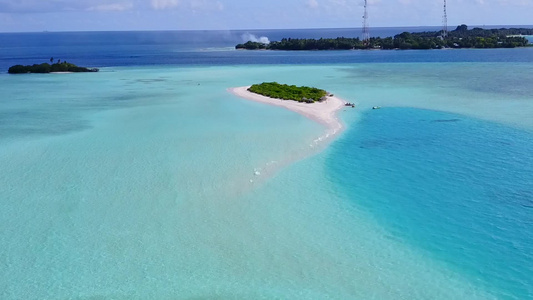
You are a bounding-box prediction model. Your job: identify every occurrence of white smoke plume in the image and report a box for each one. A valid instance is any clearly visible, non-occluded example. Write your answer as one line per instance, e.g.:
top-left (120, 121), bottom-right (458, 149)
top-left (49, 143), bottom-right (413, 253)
top-left (241, 33), bottom-right (270, 44)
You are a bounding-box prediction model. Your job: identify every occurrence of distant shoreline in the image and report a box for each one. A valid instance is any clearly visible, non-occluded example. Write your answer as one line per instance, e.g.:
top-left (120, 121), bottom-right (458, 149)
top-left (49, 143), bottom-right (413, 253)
top-left (236, 25), bottom-right (533, 51)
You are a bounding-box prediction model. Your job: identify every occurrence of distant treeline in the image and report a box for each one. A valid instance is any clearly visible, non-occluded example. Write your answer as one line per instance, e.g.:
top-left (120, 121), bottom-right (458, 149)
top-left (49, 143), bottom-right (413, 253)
top-left (236, 25), bottom-right (533, 51)
top-left (8, 61), bottom-right (99, 74)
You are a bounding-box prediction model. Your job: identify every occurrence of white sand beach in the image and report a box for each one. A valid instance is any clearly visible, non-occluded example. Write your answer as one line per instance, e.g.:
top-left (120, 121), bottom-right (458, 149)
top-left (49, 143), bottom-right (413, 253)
top-left (228, 86), bottom-right (346, 136)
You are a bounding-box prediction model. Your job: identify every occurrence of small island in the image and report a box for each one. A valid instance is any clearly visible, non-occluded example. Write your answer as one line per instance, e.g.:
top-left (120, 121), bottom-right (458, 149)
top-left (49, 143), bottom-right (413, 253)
top-left (248, 82), bottom-right (328, 103)
top-left (236, 25), bottom-right (533, 50)
top-left (229, 83), bottom-right (346, 140)
top-left (8, 59), bottom-right (99, 74)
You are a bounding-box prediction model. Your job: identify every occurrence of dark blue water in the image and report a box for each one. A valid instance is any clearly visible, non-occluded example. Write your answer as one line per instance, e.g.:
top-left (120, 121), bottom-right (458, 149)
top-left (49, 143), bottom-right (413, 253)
top-left (328, 108), bottom-right (533, 299)
top-left (1, 28), bottom-right (533, 71)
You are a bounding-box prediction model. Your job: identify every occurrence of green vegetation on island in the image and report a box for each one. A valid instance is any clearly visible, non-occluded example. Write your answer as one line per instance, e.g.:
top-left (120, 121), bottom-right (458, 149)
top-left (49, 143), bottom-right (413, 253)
top-left (248, 82), bottom-right (328, 103)
top-left (8, 58), bottom-right (99, 74)
top-left (236, 25), bottom-right (533, 51)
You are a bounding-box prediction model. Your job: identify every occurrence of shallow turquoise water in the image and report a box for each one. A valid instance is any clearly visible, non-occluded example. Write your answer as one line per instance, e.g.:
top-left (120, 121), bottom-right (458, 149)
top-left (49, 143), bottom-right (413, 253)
top-left (1, 63), bottom-right (532, 299)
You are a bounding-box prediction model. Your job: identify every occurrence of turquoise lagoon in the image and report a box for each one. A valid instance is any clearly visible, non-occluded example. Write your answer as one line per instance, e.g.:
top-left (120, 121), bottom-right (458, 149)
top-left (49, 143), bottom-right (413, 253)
top-left (1, 61), bottom-right (532, 299)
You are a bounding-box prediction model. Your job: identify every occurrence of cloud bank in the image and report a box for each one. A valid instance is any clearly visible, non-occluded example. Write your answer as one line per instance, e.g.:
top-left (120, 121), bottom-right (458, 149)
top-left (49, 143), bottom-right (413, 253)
top-left (88, 2), bottom-right (134, 12)
top-left (151, 0), bottom-right (180, 9)
top-left (0, 0), bottom-right (225, 13)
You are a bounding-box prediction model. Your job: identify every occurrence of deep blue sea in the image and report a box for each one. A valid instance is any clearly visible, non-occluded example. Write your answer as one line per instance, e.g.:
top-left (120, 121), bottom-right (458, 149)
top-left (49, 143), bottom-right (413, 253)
top-left (2, 26), bottom-right (533, 70)
top-left (329, 108), bottom-right (533, 298)
top-left (0, 28), bottom-right (532, 299)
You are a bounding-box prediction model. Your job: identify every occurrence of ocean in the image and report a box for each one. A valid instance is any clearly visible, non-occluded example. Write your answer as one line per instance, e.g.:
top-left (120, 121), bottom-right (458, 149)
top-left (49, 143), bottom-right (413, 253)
top-left (0, 28), bottom-right (532, 299)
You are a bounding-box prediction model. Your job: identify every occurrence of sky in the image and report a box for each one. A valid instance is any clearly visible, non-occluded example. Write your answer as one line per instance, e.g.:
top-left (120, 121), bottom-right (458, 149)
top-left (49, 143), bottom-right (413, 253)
top-left (0, 0), bottom-right (531, 32)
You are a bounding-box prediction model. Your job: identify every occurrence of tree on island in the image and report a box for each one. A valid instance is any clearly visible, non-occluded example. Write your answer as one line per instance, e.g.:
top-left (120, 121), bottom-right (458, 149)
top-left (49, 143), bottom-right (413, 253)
top-left (8, 60), bottom-right (99, 74)
top-left (248, 82), bottom-right (328, 103)
top-left (455, 24), bottom-right (468, 32)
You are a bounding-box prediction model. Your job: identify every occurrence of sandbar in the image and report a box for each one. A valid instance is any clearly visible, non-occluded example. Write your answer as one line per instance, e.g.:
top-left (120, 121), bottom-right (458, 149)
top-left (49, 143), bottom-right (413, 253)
top-left (228, 86), bottom-right (347, 136)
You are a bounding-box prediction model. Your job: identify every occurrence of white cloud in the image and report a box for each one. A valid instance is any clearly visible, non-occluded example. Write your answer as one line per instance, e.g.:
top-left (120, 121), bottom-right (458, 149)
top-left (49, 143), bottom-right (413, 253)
top-left (151, 0), bottom-right (180, 9)
top-left (0, 0), bottom-right (138, 13)
top-left (456, 0), bottom-right (531, 5)
top-left (88, 2), bottom-right (134, 11)
top-left (315, 0), bottom-right (368, 13)
top-left (398, 0), bottom-right (412, 5)
top-left (150, 0), bottom-right (224, 11)
top-left (307, 0), bottom-right (319, 9)
top-left (189, 0), bottom-right (224, 11)
top-left (0, 0), bottom-right (226, 13)
top-left (496, 0), bottom-right (531, 5)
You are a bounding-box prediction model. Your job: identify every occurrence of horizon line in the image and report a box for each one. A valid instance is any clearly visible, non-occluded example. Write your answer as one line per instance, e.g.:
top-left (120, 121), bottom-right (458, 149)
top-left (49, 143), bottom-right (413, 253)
top-left (2, 24), bottom-right (533, 34)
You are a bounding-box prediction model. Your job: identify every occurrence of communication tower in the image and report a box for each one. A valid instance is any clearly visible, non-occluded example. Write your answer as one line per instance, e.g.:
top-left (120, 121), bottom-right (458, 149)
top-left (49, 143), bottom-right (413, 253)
top-left (362, 0), bottom-right (370, 44)
top-left (442, 0), bottom-right (448, 38)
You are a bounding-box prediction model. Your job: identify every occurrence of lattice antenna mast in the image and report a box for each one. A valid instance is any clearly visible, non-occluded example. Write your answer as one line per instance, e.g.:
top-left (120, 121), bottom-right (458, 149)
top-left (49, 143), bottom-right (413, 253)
top-left (442, 0), bottom-right (448, 38)
top-left (362, 0), bottom-right (370, 44)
